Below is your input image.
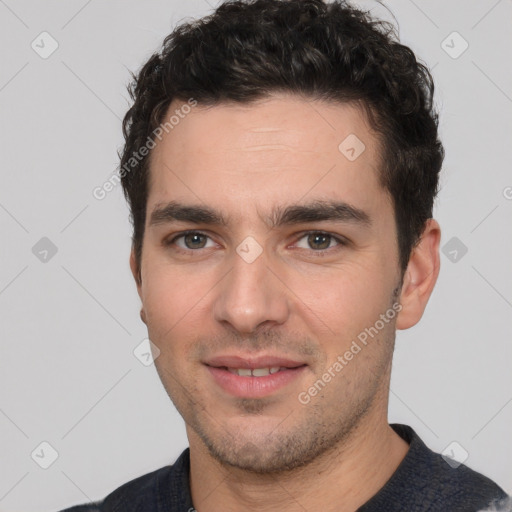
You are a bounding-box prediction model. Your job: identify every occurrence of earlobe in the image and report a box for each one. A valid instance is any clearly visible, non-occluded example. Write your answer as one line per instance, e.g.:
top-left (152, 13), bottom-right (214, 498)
top-left (396, 219), bottom-right (441, 330)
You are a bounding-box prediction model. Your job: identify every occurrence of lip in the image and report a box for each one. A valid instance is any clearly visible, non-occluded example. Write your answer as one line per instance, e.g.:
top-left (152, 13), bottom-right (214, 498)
top-left (204, 354), bottom-right (306, 370)
top-left (204, 354), bottom-right (307, 398)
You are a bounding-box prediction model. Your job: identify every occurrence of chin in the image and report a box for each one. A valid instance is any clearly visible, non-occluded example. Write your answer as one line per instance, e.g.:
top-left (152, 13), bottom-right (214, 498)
top-left (208, 443), bottom-right (313, 474)
top-left (197, 422), bottom-right (338, 474)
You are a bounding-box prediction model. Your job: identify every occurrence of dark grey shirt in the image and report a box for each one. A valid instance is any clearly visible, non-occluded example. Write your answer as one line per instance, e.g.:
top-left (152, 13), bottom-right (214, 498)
top-left (60, 424), bottom-right (508, 511)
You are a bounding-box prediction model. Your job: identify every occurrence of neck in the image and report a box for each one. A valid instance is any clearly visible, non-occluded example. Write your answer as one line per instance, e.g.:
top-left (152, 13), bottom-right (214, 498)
top-left (188, 413), bottom-right (409, 512)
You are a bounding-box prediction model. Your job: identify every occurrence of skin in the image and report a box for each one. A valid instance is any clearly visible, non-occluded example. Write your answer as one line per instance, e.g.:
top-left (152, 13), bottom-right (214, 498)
top-left (130, 93), bottom-right (441, 511)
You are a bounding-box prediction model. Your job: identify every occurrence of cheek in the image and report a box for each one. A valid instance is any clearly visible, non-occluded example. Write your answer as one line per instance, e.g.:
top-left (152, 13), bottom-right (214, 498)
top-left (291, 260), bottom-right (389, 324)
top-left (141, 262), bottom-right (210, 341)
top-left (139, 240), bottom-right (397, 352)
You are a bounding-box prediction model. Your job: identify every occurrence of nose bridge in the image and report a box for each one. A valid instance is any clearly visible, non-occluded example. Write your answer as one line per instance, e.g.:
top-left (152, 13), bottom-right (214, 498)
top-left (213, 243), bottom-right (289, 333)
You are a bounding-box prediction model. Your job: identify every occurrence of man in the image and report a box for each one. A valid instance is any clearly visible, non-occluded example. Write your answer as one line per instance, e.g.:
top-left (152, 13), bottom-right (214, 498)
top-left (61, 0), bottom-right (509, 510)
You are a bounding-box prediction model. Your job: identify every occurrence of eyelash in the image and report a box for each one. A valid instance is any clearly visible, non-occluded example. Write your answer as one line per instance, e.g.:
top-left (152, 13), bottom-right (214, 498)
top-left (164, 230), bottom-right (348, 256)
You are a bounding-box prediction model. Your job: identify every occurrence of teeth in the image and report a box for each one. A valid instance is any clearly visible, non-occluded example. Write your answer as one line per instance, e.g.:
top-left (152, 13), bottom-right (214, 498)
top-left (252, 368), bottom-right (270, 377)
top-left (227, 367), bottom-right (283, 377)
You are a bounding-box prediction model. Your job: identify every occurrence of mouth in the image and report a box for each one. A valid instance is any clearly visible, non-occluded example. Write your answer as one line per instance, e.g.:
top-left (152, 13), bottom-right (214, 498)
top-left (222, 366), bottom-right (297, 377)
top-left (203, 354), bottom-right (308, 398)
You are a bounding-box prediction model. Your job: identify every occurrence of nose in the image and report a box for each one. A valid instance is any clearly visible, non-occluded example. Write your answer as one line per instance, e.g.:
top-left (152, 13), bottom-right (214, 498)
top-left (212, 245), bottom-right (290, 335)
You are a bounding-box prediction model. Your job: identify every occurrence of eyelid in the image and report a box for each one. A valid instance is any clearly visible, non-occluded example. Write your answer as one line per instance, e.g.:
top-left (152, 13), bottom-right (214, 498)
top-left (163, 229), bottom-right (349, 252)
top-left (164, 230), bottom-right (217, 249)
top-left (292, 230), bottom-right (348, 248)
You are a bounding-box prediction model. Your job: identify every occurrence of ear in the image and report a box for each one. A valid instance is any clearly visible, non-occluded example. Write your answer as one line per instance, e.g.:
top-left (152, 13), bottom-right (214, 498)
top-left (129, 247), bottom-right (143, 300)
top-left (396, 219), bottom-right (441, 330)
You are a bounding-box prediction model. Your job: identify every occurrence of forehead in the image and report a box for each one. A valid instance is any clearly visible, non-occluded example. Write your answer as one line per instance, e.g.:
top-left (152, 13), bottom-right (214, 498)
top-left (147, 93), bottom-right (389, 221)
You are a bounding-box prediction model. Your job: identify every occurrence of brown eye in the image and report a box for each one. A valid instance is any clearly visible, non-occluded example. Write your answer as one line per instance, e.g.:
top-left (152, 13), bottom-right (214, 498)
top-left (182, 233), bottom-right (207, 249)
top-left (168, 231), bottom-right (215, 251)
top-left (293, 231), bottom-right (347, 255)
top-left (307, 233), bottom-right (332, 250)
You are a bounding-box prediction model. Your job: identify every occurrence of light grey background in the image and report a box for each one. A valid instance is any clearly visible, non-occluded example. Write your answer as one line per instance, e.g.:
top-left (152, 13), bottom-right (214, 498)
top-left (0, 0), bottom-right (511, 510)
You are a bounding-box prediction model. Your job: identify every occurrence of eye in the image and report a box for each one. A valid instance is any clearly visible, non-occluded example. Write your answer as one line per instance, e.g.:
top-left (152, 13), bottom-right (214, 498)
top-left (167, 231), bottom-right (216, 251)
top-left (294, 231), bottom-right (345, 252)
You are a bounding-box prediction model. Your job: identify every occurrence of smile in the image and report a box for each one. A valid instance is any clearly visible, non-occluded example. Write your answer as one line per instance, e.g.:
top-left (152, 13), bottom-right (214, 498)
top-left (226, 367), bottom-right (283, 376)
top-left (205, 363), bottom-right (307, 398)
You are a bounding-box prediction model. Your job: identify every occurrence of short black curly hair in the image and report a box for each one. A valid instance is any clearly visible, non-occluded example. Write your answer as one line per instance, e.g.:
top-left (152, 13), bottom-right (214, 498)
top-left (120, 0), bottom-right (444, 279)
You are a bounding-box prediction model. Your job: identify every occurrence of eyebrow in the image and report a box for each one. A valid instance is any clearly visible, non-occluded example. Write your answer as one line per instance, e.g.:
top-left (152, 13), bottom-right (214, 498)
top-left (149, 200), bottom-right (372, 229)
top-left (269, 200), bottom-right (371, 228)
top-left (150, 202), bottom-right (227, 227)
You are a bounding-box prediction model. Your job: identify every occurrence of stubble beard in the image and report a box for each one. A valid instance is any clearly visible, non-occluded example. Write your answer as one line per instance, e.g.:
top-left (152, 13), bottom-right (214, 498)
top-left (155, 287), bottom-right (400, 474)
top-left (196, 396), bottom-right (376, 474)
top-left (179, 358), bottom-right (390, 475)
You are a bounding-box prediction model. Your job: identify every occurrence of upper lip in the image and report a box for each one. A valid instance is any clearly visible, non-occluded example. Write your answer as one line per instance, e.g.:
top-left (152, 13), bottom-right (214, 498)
top-left (204, 354), bottom-right (306, 369)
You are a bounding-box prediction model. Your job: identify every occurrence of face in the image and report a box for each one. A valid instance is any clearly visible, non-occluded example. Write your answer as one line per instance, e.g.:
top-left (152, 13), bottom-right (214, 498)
top-left (134, 94), bottom-right (404, 472)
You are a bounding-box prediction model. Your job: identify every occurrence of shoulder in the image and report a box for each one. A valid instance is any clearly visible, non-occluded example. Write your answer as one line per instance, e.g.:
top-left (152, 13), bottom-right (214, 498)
top-left (364, 424), bottom-right (509, 511)
top-left (57, 466), bottom-right (171, 511)
top-left (421, 450), bottom-right (508, 510)
top-left (58, 507), bottom-right (101, 512)
top-left (58, 449), bottom-right (190, 511)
